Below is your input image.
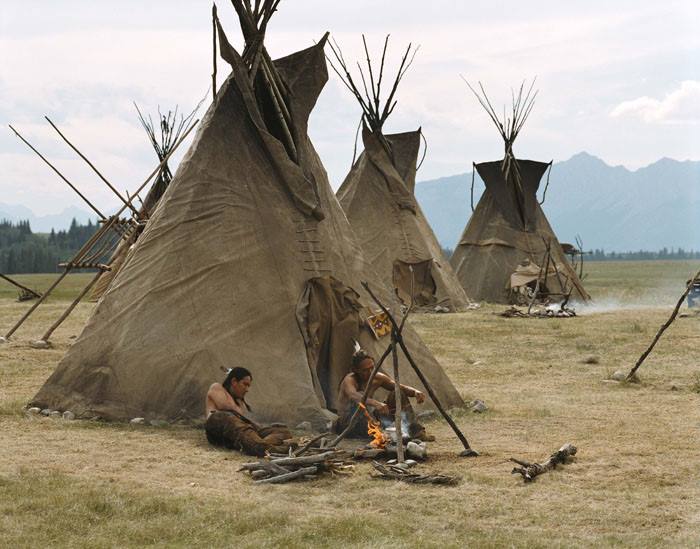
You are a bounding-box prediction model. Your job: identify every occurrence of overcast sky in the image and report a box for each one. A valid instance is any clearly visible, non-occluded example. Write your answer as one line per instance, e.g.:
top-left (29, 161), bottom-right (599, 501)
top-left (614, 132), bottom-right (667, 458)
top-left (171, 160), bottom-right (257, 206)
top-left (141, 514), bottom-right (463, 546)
top-left (1, 0), bottom-right (698, 215)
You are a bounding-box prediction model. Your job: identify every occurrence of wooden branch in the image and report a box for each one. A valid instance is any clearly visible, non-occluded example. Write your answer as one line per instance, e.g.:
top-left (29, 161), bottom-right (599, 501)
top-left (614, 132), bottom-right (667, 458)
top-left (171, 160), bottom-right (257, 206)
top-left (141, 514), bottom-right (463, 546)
top-left (627, 269), bottom-right (700, 380)
top-left (292, 432), bottom-right (331, 457)
top-left (510, 443), bottom-right (577, 482)
top-left (264, 450), bottom-right (338, 467)
top-left (371, 462), bottom-right (460, 486)
top-left (391, 341), bottom-right (405, 463)
top-left (254, 465), bottom-right (318, 484)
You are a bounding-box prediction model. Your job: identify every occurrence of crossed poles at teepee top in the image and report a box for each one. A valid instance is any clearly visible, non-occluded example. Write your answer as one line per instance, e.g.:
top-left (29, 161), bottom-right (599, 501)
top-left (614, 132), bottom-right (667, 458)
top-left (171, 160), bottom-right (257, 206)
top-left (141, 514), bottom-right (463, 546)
top-left (1, 118), bottom-right (199, 346)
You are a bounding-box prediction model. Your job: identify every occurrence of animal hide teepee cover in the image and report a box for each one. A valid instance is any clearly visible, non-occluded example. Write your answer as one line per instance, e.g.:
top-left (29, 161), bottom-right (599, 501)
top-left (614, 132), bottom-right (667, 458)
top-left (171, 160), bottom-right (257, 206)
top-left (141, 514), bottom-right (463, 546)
top-left (338, 126), bottom-right (471, 311)
top-left (30, 19), bottom-right (462, 427)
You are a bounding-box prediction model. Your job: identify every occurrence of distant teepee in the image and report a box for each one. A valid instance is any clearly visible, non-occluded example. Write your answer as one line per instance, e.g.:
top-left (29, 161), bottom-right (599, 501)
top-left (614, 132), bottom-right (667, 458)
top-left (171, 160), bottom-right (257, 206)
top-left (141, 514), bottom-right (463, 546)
top-left (333, 36), bottom-right (471, 311)
top-left (31, 2), bottom-right (462, 426)
top-left (90, 103), bottom-right (200, 301)
top-left (450, 80), bottom-right (589, 304)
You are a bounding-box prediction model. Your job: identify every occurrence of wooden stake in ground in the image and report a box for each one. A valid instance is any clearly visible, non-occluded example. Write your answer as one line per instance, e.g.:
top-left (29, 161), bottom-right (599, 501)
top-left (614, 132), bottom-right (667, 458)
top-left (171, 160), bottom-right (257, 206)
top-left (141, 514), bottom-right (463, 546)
top-left (626, 268), bottom-right (700, 381)
top-left (391, 340), bottom-right (405, 463)
top-left (510, 443), bottom-right (577, 482)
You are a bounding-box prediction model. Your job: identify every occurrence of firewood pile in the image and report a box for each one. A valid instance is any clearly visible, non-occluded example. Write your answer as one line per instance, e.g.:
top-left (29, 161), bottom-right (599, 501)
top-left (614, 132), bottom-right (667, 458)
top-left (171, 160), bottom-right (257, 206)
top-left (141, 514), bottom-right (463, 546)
top-left (500, 305), bottom-right (576, 318)
top-left (239, 448), bottom-right (354, 484)
top-left (370, 461), bottom-right (460, 486)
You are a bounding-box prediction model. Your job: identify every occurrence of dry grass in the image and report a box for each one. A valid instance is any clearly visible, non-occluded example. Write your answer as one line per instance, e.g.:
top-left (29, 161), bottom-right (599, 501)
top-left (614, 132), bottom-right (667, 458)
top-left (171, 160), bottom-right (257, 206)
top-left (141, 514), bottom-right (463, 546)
top-left (1, 262), bottom-right (700, 547)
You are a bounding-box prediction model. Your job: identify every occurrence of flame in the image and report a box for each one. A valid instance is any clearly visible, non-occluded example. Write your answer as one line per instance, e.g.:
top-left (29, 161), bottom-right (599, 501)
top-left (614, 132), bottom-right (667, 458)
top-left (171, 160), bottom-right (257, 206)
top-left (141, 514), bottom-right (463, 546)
top-left (359, 403), bottom-right (388, 448)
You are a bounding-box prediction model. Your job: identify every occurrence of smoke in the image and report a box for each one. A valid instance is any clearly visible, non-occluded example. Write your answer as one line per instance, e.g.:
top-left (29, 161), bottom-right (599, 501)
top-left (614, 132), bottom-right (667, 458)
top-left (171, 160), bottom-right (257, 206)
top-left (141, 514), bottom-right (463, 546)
top-left (570, 294), bottom-right (686, 314)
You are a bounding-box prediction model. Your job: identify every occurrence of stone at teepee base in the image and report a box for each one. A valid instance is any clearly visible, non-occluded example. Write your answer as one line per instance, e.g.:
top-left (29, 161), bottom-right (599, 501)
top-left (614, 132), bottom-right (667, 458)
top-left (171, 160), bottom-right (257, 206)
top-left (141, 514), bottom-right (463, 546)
top-left (611, 371), bottom-right (627, 382)
top-left (62, 411), bottom-right (75, 420)
top-left (130, 417), bottom-right (146, 425)
top-left (0, 337), bottom-right (7, 344)
top-left (470, 399), bottom-right (488, 413)
top-left (40, 409), bottom-right (51, 416)
top-left (27, 407), bottom-right (41, 415)
top-left (49, 410), bottom-right (62, 418)
top-left (30, 339), bottom-right (51, 349)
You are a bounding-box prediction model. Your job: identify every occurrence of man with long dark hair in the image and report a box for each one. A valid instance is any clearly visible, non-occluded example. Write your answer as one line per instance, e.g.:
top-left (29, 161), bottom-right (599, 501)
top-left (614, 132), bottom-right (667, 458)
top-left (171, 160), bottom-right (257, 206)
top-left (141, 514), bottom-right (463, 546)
top-left (205, 367), bottom-right (296, 456)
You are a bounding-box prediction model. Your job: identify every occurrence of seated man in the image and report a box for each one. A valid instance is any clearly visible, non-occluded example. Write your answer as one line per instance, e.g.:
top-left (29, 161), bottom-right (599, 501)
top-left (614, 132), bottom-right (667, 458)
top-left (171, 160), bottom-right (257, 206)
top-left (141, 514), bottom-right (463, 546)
top-left (205, 367), bottom-right (296, 457)
top-left (335, 347), bottom-right (434, 441)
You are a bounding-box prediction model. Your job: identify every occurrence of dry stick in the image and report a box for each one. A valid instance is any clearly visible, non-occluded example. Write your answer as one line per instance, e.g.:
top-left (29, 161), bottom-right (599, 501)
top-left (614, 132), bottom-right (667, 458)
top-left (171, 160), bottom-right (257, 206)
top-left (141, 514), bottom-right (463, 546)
top-left (292, 432), bottom-right (331, 457)
top-left (361, 282), bottom-right (477, 456)
top-left (44, 117), bottom-right (139, 217)
top-left (391, 340), bottom-right (405, 463)
top-left (38, 270), bottom-right (103, 343)
top-left (264, 450), bottom-right (337, 467)
top-left (8, 125), bottom-right (105, 219)
top-left (212, 3), bottom-right (218, 101)
top-left (254, 465), bottom-right (317, 485)
top-left (327, 345), bottom-right (393, 447)
top-left (627, 269), bottom-right (700, 380)
top-left (510, 443), bottom-right (577, 483)
top-left (0, 273), bottom-right (41, 298)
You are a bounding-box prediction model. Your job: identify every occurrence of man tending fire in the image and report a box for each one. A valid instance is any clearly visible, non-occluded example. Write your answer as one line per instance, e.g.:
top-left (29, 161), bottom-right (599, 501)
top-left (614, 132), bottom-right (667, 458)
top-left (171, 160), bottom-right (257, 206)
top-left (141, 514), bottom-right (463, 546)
top-left (205, 367), bottom-right (297, 456)
top-left (335, 345), bottom-right (434, 442)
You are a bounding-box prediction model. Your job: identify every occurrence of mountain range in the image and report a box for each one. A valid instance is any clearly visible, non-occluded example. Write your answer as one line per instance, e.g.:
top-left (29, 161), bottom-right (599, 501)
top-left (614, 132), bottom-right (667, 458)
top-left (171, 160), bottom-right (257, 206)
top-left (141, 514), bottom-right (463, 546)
top-left (415, 152), bottom-right (700, 252)
top-left (0, 203), bottom-right (96, 233)
top-left (2, 153), bottom-right (698, 251)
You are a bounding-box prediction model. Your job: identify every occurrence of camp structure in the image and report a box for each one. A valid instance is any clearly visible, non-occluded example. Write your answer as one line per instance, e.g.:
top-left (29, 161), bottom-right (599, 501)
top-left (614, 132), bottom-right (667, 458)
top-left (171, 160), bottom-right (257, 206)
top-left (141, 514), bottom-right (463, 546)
top-left (90, 103), bottom-right (200, 301)
top-left (30, 1), bottom-right (463, 429)
top-left (450, 81), bottom-right (590, 305)
top-left (332, 37), bottom-right (471, 312)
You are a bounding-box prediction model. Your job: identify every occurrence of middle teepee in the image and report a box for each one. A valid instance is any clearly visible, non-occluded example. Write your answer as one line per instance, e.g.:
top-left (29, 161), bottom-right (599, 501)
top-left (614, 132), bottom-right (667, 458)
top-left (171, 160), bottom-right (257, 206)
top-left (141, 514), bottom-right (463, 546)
top-left (30, 2), bottom-right (463, 428)
top-left (450, 81), bottom-right (590, 304)
top-left (333, 37), bottom-right (471, 312)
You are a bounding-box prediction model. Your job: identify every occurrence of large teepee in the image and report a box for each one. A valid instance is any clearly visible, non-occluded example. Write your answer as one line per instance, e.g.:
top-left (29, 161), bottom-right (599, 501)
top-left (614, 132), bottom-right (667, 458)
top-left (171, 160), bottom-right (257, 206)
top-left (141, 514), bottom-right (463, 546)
top-left (333, 37), bottom-right (470, 311)
top-left (450, 81), bottom-right (589, 304)
top-left (31, 2), bottom-right (462, 428)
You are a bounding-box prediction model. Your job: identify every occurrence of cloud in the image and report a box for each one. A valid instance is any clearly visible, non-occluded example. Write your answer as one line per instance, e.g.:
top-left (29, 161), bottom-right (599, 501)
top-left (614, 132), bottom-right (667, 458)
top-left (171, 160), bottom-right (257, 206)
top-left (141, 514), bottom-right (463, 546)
top-left (610, 80), bottom-right (700, 123)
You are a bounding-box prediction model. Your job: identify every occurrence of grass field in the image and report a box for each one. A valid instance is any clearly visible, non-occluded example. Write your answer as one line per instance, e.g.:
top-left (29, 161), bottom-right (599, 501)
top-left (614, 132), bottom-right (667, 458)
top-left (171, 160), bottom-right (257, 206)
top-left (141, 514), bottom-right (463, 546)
top-left (1, 261), bottom-right (699, 547)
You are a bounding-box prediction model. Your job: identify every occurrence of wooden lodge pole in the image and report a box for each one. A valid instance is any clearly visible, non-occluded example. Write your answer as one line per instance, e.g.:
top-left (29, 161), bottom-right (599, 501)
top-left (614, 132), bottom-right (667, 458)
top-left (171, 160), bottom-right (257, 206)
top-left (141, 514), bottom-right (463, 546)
top-left (0, 273), bottom-right (41, 299)
top-left (37, 270), bottom-right (104, 344)
top-left (627, 269), bottom-right (700, 380)
top-left (391, 340), bottom-right (405, 463)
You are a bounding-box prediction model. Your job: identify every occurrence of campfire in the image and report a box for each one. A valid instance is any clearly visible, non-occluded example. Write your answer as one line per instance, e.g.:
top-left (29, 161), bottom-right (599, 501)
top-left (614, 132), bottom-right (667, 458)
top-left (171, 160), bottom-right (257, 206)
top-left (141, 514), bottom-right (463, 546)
top-left (358, 403), bottom-right (388, 449)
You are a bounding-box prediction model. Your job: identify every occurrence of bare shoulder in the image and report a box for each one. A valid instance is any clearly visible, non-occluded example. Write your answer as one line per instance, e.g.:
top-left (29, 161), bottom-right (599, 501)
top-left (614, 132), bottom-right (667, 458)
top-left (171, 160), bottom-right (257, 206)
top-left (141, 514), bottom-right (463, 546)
top-left (207, 382), bottom-right (224, 395)
top-left (374, 372), bottom-right (391, 383)
top-left (340, 373), bottom-right (358, 388)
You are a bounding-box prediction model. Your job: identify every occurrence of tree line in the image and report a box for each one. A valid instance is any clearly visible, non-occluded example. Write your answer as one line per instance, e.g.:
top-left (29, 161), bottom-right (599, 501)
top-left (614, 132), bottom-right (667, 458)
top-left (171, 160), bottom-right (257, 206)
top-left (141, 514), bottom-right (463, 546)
top-left (440, 246), bottom-right (700, 262)
top-left (586, 248), bottom-right (700, 261)
top-left (0, 218), bottom-right (100, 274)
